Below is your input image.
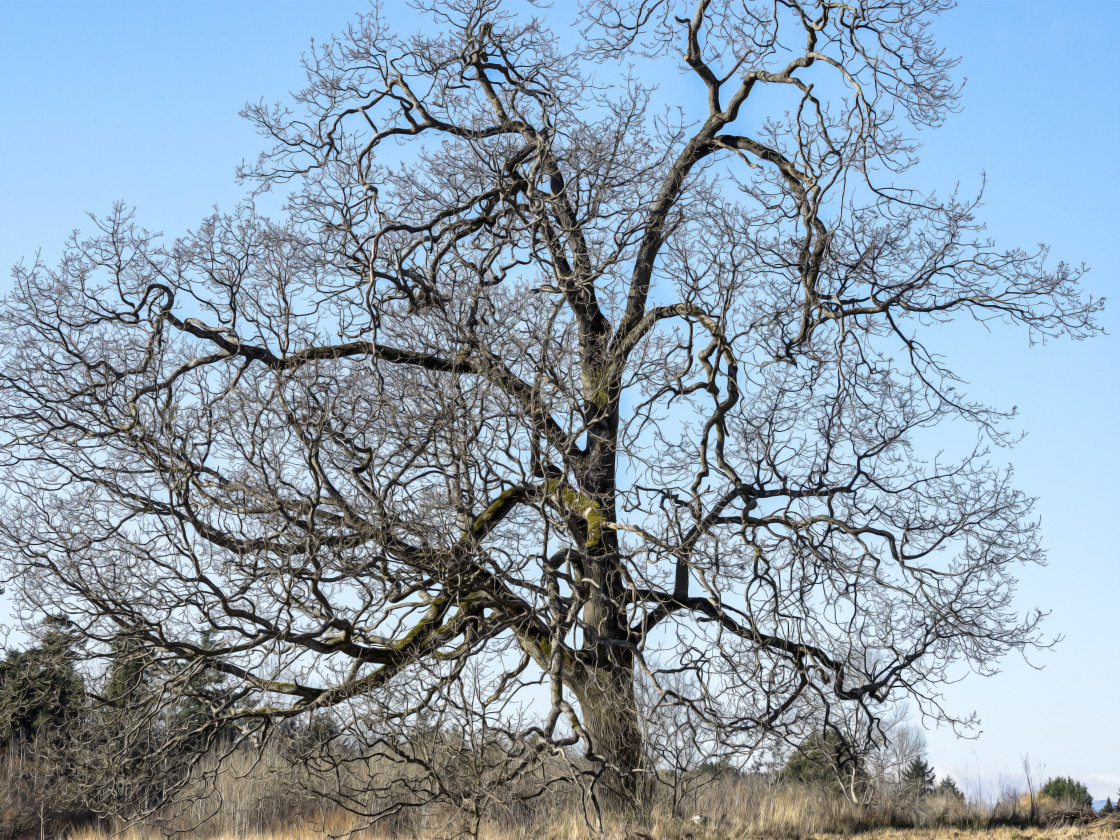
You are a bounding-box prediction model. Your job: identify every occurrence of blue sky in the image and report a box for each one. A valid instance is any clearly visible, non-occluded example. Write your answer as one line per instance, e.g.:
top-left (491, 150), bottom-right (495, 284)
top-left (1, 0), bottom-right (1116, 800)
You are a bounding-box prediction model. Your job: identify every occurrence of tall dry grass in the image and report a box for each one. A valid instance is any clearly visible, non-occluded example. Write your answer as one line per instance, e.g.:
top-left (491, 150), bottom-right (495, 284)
top-left (3, 742), bottom-right (1115, 840)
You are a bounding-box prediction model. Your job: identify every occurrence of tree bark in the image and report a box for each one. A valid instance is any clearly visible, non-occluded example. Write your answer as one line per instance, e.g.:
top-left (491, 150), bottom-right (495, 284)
top-left (573, 657), bottom-right (645, 813)
top-left (569, 394), bottom-right (647, 811)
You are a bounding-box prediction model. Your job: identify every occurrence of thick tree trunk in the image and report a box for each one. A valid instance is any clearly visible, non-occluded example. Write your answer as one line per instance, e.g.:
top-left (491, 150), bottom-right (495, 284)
top-left (569, 369), bottom-right (647, 811)
top-left (573, 658), bottom-right (645, 813)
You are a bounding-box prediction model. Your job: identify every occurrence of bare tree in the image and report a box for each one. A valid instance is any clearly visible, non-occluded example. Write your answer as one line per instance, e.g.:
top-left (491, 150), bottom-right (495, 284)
top-left (0, 0), bottom-right (1101, 820)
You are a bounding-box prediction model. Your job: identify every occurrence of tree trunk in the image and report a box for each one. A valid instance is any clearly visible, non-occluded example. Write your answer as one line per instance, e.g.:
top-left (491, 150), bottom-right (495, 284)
top-left (570, 373), bottom-right (646, 811)
top-left (573, 657), bottom-right (646, 813)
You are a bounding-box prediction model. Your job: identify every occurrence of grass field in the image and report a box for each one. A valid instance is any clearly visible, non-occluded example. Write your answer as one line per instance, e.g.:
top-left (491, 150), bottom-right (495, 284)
top-left (55, 796), bottom-right (1120, 840)
top-left (7, 746), bottom-right (1118, 839)
top-left (62, 823), bottom-right (1120, 840)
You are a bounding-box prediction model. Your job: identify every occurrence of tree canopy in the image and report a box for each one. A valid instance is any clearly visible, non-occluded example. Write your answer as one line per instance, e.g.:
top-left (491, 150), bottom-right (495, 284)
top-left (0, 0), bottom-right (1100, 819)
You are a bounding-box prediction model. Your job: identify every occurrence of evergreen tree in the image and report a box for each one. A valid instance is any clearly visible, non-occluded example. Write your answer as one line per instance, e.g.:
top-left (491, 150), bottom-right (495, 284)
top-left (783, 731), bottom-right (860, 791)
top-left (1101, 797), bottom-right (1114, 815)
top-left (0, 620), bottom-right (85, 747)
top-left (935, 775), bottom-right (964, 800)
top-left (902, 757), bottom-right (936, 798)
top-left (1039, 776), bottom-right (1093, 809)
top-left (169, 630), bottom-right (236, 750)
top-left (104, 633), bottom-right (156, 704)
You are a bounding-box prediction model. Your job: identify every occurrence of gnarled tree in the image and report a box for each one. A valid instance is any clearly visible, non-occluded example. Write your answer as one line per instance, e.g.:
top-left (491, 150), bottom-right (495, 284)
top-left (0, 0), bottom-right (1101, 820)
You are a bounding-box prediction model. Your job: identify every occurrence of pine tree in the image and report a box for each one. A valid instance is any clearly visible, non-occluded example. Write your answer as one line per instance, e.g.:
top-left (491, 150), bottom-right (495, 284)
top-left (782, 731), bottom-right (860, 791)
top-left (935, 775), bottom-right (964, 800)
top-left (1101, 797), bottom-right (1113, 815)
top-left (0, 620), bottom-right (85, 747)
top-left (1040, 776), bottom-right (1093, 809)
top-left (170, 630), bottom-right (236, 750)
top-left (104, 633), bottom-right (156, 704)
top-left (903, 757), bottom-right (936, 798)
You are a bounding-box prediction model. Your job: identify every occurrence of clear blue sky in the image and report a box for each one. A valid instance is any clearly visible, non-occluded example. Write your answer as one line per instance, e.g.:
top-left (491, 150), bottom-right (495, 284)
top-left (1, 0), bottom-right (1116, 800)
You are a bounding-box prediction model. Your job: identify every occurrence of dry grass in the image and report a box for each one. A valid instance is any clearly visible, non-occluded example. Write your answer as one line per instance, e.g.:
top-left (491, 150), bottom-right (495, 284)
top-left (4, 744), bottom-right (1117, 840)
top-left (55, 772), bottom-right (1120, 840)
top-left (62, 819), bottom-right (1120, 840)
